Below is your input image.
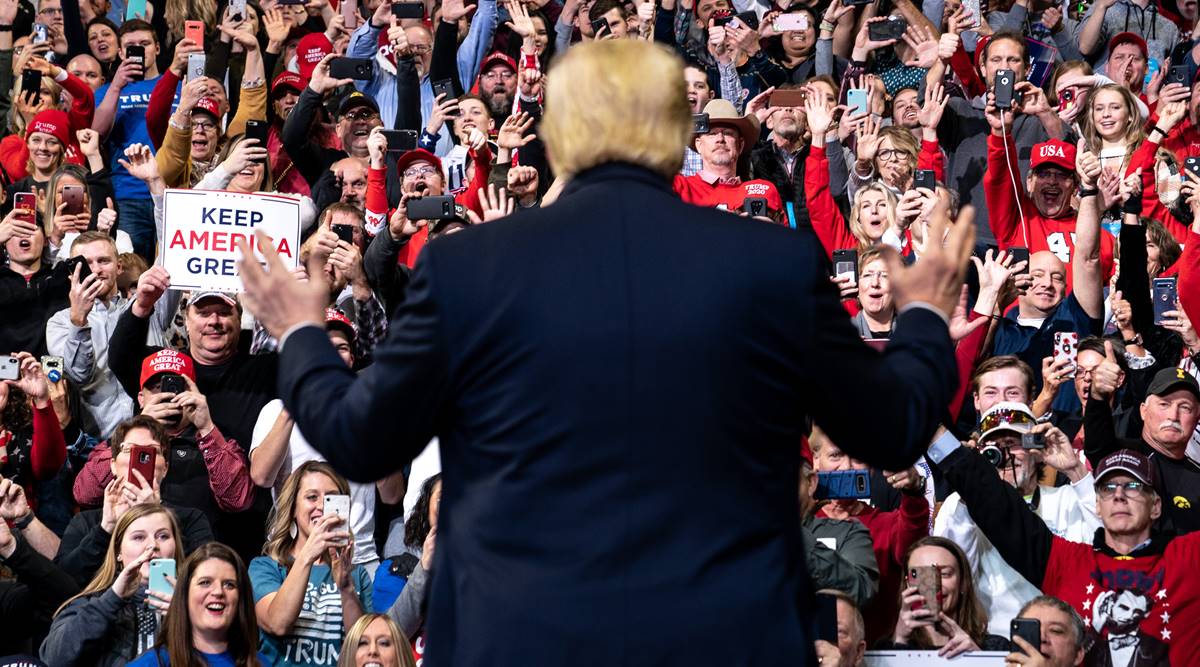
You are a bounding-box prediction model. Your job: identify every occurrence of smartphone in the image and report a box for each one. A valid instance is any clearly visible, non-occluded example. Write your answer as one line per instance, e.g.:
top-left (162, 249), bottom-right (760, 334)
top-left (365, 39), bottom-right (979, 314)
top-left (187, 53), bottom-right (206, 81)
top-left (332, 223), bottom-right (355, 245)
top-left (341, 0), bottom-right (359, 30)
top-left (1021, 432), bottom-right (1046, 449)
top-left (0, 356), bottom-right (19, 381)
top-left (1168, 64), bottom-right (1190, 88)
top-left (40, 355), bottom-right (63, 383)
top-left (244, 120), bottom-right (268, 162)
top-left (846, 88), bottom-right (868, 117)
top-left (1153, 277), bottom-right (1178, 325)
top-left (448, 162), bottom-right (465, 192)
top-left (744, 196), bottom-right (768, 217)
top-left (773, 12), bottom-right (809, 31)
top-left (148, 558), bottom-right (176, 597)
top-left (693, 113), bottom-right (710, 134)
top-left (184, 20), bottom-right (205, 46)
top-left (14, 192), bottom-right (36, 226)
top-left (910, 565), bottom-right (943, 615)
top-left (591, 17), bottom-right (610, 36)
top-left (329, 57), bottom-right (373, 80)
top-left (768, 88), bottom-right (806, 108)
top-left (20, 69), bottom-right (41, 104)
top-left (1186, 156), bottom-right (1200, 178)
top-left (125, 0), bottom-right (147, 19)
top-left (1009, 246), bottom-right (1030, 274)
top-left (406, 195), bottom-right (458, 220)
top-left (995, 68), bottom-right (1016, 109)
top-left (228, 0), bottom-right (246, 20)
top-left (128, 444), bottom-right (157, 489)
top-left (381, 129), bottom-right (418, 151)
top-left (814, 592), bottom-right (839, 644)
top-left (832, 248), bottom-right (858, 285)
top-left (432, 78), bottom-right (456, 104)
top-left (1053, 331), bottom-right (1078, 378)
top-left (1010, 617), bottom-right (1041, 654)
top-left (868, 15), bottom-right (907, 42)
top-left (64, 255), bottom-right (92, 282)
top-left (160, 374), bottom-right (187, 395)
top-left (125, 45), bottom-right (146, 81)
top-left (913, 169), bottom-right (936, 192)
top-left (391, 1), bottom-right (424, 18)
top-left (323, 493), bottom-right (351, 520)
top-left (814, 470), bottom-right (871, 500)
top-left (61, 183), bottom-right (85, 214)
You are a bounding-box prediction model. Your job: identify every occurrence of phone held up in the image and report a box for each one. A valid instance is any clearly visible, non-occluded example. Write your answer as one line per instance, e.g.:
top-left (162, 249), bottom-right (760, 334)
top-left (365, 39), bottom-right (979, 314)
top-left (1153, 277), bottom-right (1178, 325)
top-left (1010, 617), bottom-right (1041, 654)
top-left (814, 469), bottom-right (871, 500)
top-left (149, 558), bottom-right (176, 597)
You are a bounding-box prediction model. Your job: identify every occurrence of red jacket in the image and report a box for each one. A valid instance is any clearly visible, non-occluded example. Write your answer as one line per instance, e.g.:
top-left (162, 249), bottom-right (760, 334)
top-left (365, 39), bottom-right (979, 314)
top-left (984, 133), bottom-right (1115, 289)
top-left (0, 71), bottom-right (94, 181)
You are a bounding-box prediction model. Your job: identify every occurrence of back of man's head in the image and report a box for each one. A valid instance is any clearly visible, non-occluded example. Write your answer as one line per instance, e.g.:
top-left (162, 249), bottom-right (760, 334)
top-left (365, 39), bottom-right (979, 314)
top-left (543, 40), bottom-right (689, 180)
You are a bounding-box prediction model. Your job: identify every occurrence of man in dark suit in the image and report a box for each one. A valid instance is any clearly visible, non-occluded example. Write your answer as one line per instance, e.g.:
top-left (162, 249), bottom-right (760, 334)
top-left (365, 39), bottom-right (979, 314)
top-left (236, 40), bottom-right (975, 667)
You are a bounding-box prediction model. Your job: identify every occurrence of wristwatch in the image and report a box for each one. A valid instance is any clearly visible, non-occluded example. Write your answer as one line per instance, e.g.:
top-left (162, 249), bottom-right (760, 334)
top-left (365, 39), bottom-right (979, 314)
top-left (1124, 333), bottom-right (1143, 347)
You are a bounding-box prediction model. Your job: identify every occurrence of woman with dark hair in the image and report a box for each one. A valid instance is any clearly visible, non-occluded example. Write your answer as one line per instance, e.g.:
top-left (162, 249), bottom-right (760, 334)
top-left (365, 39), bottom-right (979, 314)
top-left (882, 536), bottom-right (1009, 655)
top-left (127, 542), bottom-right (267, 667)
top-left (385, 474), bottom-right (440, 647)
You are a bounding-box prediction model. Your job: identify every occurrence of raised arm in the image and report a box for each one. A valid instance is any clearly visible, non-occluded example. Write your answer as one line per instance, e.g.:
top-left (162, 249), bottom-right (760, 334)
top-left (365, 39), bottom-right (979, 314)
top-left (1073, 143), bottom-right (1105, 320)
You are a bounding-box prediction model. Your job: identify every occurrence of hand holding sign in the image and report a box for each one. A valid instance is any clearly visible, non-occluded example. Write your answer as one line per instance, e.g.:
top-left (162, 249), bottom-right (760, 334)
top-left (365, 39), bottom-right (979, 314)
top-left (236, 229), bottom-right (328, 340)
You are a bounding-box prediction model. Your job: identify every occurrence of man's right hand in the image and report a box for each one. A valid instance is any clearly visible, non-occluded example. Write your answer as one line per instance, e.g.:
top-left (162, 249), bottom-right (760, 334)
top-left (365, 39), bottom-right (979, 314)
top-left (390, 192), bottom-right (425, 240)
top-left (68, 262), bottom-right (104, 327)
top-left (883, 205), bottom-right (976, 321)
top-left (111, 58), bottom-right (144, 90)
top-left (132, 265), bottom-right (171, 318)
top-left (308, 53), bottom-right (354, 95)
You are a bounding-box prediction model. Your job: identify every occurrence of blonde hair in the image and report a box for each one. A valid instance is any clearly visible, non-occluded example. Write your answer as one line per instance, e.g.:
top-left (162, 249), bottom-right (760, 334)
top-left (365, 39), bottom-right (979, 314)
top-left (542, 40), bottom-right (691, 180)
top-left (1080, 84), bottom-right (1145, 161)
top-left (262, 461), bottom-right (350, 566)
top-left (847, 182), bottom-right (897, 245)
top-left (9, 75), bottom-right (63, 137)
top-left (337, 614), bottom-right (418, 667)
top-left (56, 504), bottom-right (182, 616)
top-left (165, 0), bottom-right (217, 41)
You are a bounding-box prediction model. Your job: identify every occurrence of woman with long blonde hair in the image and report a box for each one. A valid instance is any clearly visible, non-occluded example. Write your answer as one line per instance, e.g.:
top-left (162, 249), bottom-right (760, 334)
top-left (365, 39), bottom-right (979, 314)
top-left (41, 503), bottom-right (181, 667)
top-left (338, 614), bottom-right (417, 667)
top-left (249, 461), bottom-right (372, 667)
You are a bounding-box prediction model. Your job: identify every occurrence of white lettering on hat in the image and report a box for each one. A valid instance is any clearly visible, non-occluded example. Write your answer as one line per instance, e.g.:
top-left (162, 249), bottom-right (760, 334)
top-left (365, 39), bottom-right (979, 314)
top-left (1038, 144), bottom-right (1066, 159)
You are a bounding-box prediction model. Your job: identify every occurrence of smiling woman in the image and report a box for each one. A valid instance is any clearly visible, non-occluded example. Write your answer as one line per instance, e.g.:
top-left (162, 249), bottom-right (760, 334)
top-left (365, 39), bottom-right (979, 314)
top-left (126, 542), bottom-right (269, 667)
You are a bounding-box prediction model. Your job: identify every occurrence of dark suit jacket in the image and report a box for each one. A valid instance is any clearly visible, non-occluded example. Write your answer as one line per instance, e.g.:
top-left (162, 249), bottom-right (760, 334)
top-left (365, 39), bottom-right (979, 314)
top-left (278, 163), bottom-right (958, 666)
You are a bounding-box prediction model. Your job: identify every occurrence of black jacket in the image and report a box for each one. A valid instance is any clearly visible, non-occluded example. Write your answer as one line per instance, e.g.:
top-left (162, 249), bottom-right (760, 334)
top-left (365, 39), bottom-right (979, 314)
top-left (0, 533), bottom-right (79, 655)
top-left (275, 162), bottom-right (959, 666)
top-left (0, 260), bottom-right (69, 358)
top-left (55, 504), bottom-right (214, 587)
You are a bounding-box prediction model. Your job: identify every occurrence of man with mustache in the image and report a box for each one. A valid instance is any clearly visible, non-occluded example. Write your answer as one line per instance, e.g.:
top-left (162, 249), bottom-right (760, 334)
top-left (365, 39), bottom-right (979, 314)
top-left (1086, 362), bottom-right (1200, 535)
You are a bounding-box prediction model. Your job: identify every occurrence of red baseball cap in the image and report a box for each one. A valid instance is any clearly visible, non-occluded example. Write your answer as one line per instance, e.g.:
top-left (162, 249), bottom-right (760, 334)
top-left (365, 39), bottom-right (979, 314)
top-left (272, 71), bottom-right (304, 97)
top-left (480, 51), bottom-right (517, 74)
top-left (395, 148), bottom-right (444, 179)
top-left (1108, 32), bottom-right (1148, 60)
top-left (140, 349), bottom-right (197, 388)
top-left (26, 109), bottom-right (70, 147)
top-left (297, 33), bottom-right (333, 81)
top-left (192, 97), bottom-right (221, 121)
top-left (325, 307), bottom-right (357, 342)
top-left (1030, 139), bottom-right (1076, 173)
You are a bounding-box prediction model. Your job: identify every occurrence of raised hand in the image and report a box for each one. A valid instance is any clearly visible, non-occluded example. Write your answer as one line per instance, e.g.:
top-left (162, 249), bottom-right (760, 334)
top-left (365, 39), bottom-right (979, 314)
top-left (901, 25), bottom-right (939, 68)
top-left (117, 143), bottom-right (162, 184)
top-left (131, 265), bottom-right (171, 317)
top-left (478, 184), bottom-right (514, 221)
top-left (111, 544), bottom-right (157, 599)
top-left (497, 111), bottom-right (537, 150)
top-left (883, 204), bottom-right (977, 318)
top-left (854, 114), bottom-right (882, 164)
top-left (5, 352), bottom-right (49, 406)
top-left (1088, 340), bottom-right (1123, 400)
top-left (309, 53), bottom-right (354, 94)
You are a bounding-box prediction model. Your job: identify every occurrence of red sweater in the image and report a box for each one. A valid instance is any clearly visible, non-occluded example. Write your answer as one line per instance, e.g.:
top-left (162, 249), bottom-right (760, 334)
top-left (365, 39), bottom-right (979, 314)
top-left (804, 145), bottom-right (912, 261)
top-left (1178, 229), bottom-right (1200, 331)
top-left (984, 133), bottom-right (1115, 289)
top-left (819, 493), bottom-right (929, 643)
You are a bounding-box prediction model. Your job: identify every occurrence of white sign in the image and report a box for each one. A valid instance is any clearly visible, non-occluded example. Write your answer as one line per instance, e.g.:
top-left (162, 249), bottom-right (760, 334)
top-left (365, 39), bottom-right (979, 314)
top-left (161, 188), bottom-right (300, 293)
top-left (865, 651), bottom-right (1009, 666)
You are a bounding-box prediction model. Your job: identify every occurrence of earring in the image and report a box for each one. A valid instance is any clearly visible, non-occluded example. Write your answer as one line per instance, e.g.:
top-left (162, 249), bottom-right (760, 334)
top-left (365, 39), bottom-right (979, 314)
top-left (289, 521), bottom-right (298, 539)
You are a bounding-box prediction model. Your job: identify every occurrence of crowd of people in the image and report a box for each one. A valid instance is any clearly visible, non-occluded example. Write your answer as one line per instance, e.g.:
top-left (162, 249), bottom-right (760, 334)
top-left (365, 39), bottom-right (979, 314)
top-left (5, 0), bottom-right (1200, 662)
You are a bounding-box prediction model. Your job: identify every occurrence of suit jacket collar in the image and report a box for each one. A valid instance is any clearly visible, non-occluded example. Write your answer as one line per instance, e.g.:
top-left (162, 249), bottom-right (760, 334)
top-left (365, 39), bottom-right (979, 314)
top-left (565, 162), bottom-right (673, 197)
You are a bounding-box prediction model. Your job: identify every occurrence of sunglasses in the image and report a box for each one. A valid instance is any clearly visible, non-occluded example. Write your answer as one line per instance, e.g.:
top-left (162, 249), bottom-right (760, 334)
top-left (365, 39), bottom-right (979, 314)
top-left (979, 407), bottom-right (1036, 434)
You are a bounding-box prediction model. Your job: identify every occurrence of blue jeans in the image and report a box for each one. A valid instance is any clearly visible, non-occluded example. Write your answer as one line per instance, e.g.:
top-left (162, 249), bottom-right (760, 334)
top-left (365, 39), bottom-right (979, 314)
top-left (117, 198), bottom-right (156, 262)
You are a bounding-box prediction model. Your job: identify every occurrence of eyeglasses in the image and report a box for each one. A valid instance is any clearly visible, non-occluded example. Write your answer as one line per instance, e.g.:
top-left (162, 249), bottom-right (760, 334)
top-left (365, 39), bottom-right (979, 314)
top-left (876, 149), bottom-right (909, 163)
top-left (343, 109), bottom-right (379, 121)
top-left (408, 44), bottom-right (431, 53)
top-left (1096, 481), bottom-right (1149, 499)
top-left (481, 70), bottom-right (516, 82)
top-left (192, 120), bottom-right (217, 132)
top-left (404, 165), bottom-right (438, 178)
top-left (39, 7), bottom-right (63, 15)
top-left (979, 407), bottom-right (1036, 436)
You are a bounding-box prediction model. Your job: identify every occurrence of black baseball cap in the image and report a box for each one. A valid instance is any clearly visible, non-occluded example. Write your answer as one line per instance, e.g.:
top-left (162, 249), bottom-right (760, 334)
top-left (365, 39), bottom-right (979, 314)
top-left (337, 91), bottom-right (380, 118)
top-left (1146, 367), bottom-right (1200, 401)
top-left (1094, 449), bottom-right (1158, 491)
